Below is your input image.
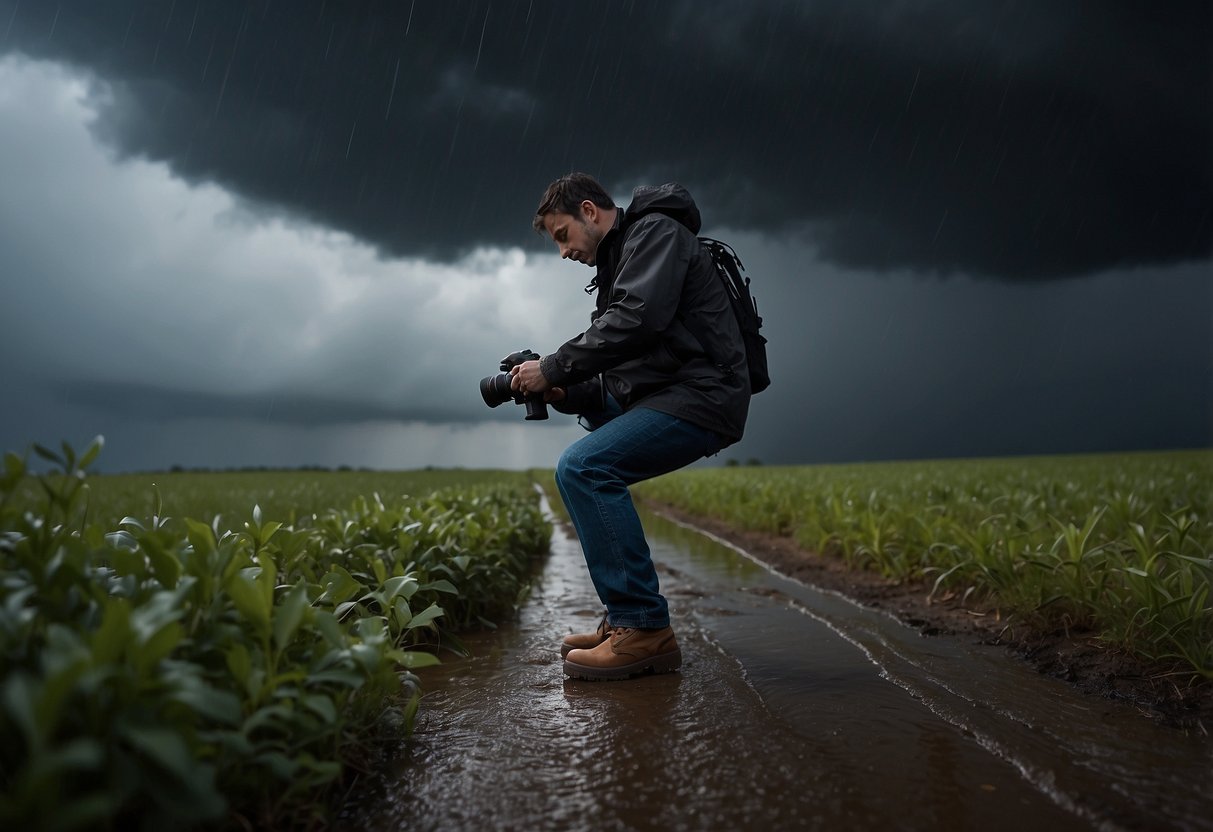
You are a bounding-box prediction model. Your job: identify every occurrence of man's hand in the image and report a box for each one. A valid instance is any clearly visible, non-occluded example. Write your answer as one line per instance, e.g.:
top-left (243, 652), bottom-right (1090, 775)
top-left (509, 359), bottom-right (552, 396)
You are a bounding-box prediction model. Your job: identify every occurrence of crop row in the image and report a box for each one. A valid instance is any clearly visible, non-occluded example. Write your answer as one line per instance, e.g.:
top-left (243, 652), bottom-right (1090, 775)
top-left (635, 450), bottom-right (1213, 678)
top-left (0, 439), bottom-right (550, 830)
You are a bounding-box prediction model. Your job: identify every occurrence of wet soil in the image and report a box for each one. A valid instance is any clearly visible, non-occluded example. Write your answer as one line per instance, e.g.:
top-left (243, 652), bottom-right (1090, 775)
top-left (644, 500), bottom-right (1213, 734)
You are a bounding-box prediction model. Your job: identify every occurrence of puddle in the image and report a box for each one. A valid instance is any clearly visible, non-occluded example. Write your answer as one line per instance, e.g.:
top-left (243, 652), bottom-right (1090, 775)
top-left (341, 497), bottom-right (1212, 831)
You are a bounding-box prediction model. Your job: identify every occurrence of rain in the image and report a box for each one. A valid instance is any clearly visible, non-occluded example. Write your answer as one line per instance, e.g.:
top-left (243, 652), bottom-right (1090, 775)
top-left (0, 0), bottom-right (1208, 471)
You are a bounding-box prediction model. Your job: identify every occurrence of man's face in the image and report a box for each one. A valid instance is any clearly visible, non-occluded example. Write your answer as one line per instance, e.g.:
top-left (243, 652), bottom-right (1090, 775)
top-left (543, 206), bottom-right (604, 267)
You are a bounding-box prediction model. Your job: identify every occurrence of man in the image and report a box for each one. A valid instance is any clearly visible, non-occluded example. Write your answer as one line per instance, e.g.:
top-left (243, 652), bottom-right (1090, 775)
top-left (510, 172), bottom-right (750, 681)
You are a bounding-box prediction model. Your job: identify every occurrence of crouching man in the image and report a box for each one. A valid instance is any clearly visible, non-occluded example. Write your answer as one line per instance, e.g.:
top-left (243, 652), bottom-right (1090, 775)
top-left (509, 172), bottom-right (751, 680)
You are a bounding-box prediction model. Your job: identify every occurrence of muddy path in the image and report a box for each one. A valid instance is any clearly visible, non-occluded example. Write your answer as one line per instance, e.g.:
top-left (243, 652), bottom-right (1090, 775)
top-left (341, 498), bottom-right (1213, 831)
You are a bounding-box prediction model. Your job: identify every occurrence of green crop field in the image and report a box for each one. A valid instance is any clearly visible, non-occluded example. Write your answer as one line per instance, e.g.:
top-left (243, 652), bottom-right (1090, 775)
top-left (0, 440), bottom-right (550, 829)
top-left (7, 462), bottom-right (529, 532)
top-left (636, 449), bottom-right (1213, 679)
top-left (5, 439), bottom-right (1210, 828)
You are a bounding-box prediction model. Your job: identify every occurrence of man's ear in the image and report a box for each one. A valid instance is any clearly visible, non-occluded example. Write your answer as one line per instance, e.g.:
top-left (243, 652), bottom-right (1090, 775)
top-left (580, 200), bottom-right (597, 224)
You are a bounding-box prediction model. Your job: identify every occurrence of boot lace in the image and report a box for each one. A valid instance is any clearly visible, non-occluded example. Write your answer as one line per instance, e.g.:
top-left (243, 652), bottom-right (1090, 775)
top-left (595, 610), bottom-right (611, 636)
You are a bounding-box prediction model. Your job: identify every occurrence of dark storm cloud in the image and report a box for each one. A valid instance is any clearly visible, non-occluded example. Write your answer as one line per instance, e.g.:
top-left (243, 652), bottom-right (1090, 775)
top-left (3, 0), bottom-right (1208, 279)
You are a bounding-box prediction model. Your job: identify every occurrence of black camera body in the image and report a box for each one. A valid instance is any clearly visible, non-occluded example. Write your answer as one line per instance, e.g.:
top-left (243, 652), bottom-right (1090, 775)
top-left (480, 349), bottom-right (549, 421)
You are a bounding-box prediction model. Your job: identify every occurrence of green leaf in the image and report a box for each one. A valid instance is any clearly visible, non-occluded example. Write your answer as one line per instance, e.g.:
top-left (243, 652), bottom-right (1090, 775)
top-left (380, 575), bottom-right (417, 602)
top-left (312, 610), bottom-right (347, 648)
top-left (91, 598), bottom-right (132, 664)
top-left (388, 649), bottom-right (441, 669)
top-left (61, 439), bottom-right (77, 471)
top-left (273, 583), bottom-right (310, 651)
top-left (349, 643), bottom-right (384, 673)
top-left (185, 518), bottom-right (217, 556)
top-left (2, 672), bottom-right (40, 751)
top-left (418, 579), bottom-right (459, 595)
top-left (106, 543), bottom-right (144, 577)
top-left (353, 615), bottom-right (388, 646)
top-left (227, 571), bottom-right (270, 638)
top-left (392, 597), bottom-right (412, 629)
top-left (226, 643), bottom-right (252, 687)
top-left (135, 622), bottom-right (183, 674)
top-left (256, 750), bottom-right (299, 781)
top-left (256, 553), bottom-right (277, 612)
top-left (121, 723), bottom-right (226, 818)
top-left (294, 754), bottom-right (342, 784)
top-left (33, 442), bottom-right (65, 467)
top-left (306, 668), bottom-right (365, 689)
top-left (145, 543), bottom-right (183, 589)
top-left (199, 728), bottom-right (254, 756)
top-left (121, 723), bottom-right (206, 785)
top-left (243, 703), bottom-right (295, 735)
top-left (170, 680), bottom-right (243, 727)
top-left (259, 521), bottom-right (282, 545)
top-left (2, 451), bottom-right (25, 483)
top-left (78, 435), bottom-right (105, 469)
top-left (301, 694), bottom-right (338, 724)
top-left (405, 602), bottom-right (444, 630)
top-left (317, 567), bottom-right (363, 606)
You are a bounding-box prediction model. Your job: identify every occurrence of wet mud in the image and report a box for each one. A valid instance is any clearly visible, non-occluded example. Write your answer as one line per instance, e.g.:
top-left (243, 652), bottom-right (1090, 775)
top-left (342, 498), bottom-right (1213, 831)
top-left (650, 500), bottom-right (1213, 730)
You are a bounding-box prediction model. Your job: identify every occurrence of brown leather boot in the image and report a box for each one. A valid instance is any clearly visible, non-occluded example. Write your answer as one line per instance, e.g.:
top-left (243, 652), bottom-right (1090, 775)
top-left (560, 611), bottom-right (611, 659)
top-left (563, 626), bottom-right (681, 681)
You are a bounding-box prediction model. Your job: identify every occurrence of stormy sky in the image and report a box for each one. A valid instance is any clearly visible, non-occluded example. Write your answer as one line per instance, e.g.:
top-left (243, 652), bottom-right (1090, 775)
top-left (1, 0), bottom-right (1209, 472)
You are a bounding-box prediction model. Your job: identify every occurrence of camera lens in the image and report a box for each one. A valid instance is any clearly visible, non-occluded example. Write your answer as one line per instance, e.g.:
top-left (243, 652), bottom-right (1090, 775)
top-left (479, 372), bottom-right (514, 407)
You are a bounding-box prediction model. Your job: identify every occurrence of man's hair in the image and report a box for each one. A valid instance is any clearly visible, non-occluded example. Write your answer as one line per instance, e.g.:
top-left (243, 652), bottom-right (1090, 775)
top-left (532, 172), bottom-right (616, 233)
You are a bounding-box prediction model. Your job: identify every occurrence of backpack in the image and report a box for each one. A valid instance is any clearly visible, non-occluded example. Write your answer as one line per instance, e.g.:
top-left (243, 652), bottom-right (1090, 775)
top-left (698, 237), bottom-right (771, 394)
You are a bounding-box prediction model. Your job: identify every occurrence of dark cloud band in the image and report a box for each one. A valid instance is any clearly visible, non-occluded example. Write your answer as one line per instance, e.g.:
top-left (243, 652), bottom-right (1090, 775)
top-left (2, 0), bottom-right (1209, 278)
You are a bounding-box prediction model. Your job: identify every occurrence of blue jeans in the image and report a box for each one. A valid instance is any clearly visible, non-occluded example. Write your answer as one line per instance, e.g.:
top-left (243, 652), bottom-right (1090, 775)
top-left (554, 398), bottom-right (725, 629)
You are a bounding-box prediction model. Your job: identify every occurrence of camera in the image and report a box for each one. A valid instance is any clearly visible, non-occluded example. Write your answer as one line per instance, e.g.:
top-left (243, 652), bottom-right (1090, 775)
top-left (480, 348), bottom-right (549, 421)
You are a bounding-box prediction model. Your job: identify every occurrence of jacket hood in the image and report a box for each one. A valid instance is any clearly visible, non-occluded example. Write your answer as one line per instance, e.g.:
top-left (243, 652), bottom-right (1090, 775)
top-left (623, 183), bottom-right (702, 235)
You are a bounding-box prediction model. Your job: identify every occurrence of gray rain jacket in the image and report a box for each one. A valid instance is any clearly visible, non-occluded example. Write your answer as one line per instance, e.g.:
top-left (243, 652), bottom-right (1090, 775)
top-left (539, 184), bottom-right (750, 444)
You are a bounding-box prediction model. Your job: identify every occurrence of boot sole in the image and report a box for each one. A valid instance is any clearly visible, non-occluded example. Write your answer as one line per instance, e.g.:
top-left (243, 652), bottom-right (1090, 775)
top-left (562, 648), bottom-right (682, 681)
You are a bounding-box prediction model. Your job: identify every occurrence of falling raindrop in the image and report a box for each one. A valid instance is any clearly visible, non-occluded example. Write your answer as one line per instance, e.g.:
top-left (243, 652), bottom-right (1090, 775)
top-left (201, 33), bottom-right (215, 81)
top-left (121, 10), bottom-right (134, 48)
top-left (345, 121), bottom-right (357, 158)
top-left (473, 3), bottom-right (490, 74)
top-left (905, 67), bottom-right (920, 111)
top-left (518, 99), bottom-right (535, 149)
top-left (932, 209), bottom-right (949, 244)
top-left (3, 1), bottom-right (18, 42)
top-left (385, 57), bottom-right (400, 120)
top-left (187, 1), bottom-right (199, 45)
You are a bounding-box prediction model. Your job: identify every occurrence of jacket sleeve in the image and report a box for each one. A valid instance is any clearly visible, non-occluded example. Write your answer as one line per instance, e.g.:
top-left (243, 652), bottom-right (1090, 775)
top-left (549, 377), bottom-right (605, 416)
top-left (540, 215), bottom-right (689, 388)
